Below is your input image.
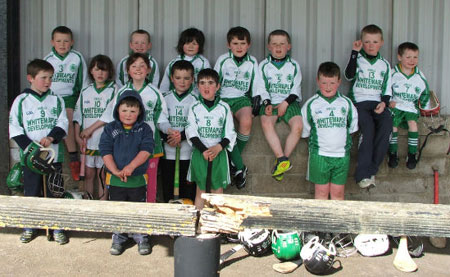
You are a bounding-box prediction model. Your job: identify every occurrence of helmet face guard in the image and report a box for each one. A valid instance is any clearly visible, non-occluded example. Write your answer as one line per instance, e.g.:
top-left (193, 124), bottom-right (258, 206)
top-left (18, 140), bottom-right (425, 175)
top-left (300, 236), bottom-right (337, 275)
top-left (271, 230), bottom-right (302, 261)
top-left (23, 141), bottom-right (56, 175)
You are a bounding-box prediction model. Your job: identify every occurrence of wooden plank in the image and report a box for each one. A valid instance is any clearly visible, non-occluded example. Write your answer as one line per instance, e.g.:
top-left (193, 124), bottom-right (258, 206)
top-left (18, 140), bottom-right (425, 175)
top-left (0, 196), bottom-right (197, 236)
top-left (201, 194), bottom-right (450, 237)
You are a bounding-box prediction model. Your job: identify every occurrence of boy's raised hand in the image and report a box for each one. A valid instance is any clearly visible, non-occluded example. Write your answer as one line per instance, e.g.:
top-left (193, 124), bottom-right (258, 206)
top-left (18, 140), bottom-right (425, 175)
top-left (167, 128), bottom-right (181, 147)
top-left (80, 126), bottom-right (93, 139)
top-left (374, 102), bottom-right (386, 114)
top-left (39, 136), bottom-right (54, 147)
top-left (352, 40), bottom-right (363, 52)
top-left (203, 144), bottom-right (223, 161)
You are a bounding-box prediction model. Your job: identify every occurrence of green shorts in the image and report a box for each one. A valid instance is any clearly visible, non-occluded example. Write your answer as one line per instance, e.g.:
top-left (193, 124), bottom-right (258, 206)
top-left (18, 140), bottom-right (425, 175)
top-left (63, 95), bottom-right (78, 109)
top-left (260, 102), bottom-right (302, 124)
top-left (187, 148), bottom-right (230, 190)
top-left (307, 152), bottom-right (350, 185)
top-left (221, 96), bottom-right (252, 114)
top-left (391, 108), bottom-right (418, 129)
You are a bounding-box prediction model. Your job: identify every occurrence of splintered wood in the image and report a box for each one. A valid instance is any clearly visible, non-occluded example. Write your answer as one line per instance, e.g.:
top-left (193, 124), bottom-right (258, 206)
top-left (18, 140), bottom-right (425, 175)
top-left (199, 193), bottom-right (272, 234)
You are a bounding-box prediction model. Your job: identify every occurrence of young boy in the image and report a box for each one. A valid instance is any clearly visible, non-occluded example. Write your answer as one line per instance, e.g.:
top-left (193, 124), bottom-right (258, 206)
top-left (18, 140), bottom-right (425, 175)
top-left (345, 24), bottom-right (392, 189)
top-left (302, 62), bottom-right (358, 200)
top-left (159, 60), bottom-right (197, 202)
top-left (388, 42), bottom-right (430, 169)
top-left (116, 29), bottom-right (160, 88)
top-left (99, 89), bottom-right (154, 256)
top-left (214, 26), bottom-right (265, 189)
top-left (9, 59), bottom-right (69, 244)
top-left (259, 30), bottom-right (303, 181)
top-left (185, 69), bottom-right (236, 210)
top-left (44, 26), bottom-right (88, 181)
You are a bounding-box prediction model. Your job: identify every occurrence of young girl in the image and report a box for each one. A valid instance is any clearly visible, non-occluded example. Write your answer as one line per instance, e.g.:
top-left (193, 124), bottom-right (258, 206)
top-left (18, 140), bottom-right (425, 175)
top-left (159, 28), bottom-right (210, 94)
top-left (74, 55), bottom-right (116, 200)
top-left (101, 53), bottom-right (169, 202)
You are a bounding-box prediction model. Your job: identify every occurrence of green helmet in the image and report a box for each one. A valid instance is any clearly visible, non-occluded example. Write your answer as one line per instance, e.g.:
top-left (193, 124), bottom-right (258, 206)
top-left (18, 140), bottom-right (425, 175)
top-left (23, 141), bottom-right (56, 175)
top-left (271, 230), bottom-right (302, 261)
top-left (6, 163), bottom-right (24, 192)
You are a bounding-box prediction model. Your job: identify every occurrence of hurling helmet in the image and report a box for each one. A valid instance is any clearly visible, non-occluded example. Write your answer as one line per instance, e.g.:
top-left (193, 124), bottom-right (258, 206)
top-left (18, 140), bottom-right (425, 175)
top-left (238, 229), bottom-right (271, 257)
top-left (354, 234), bottom-right (389, 257)
top-left (300, 236), bottom-right (337, 275)
top-left (271, 230), bottom-right (302, 261)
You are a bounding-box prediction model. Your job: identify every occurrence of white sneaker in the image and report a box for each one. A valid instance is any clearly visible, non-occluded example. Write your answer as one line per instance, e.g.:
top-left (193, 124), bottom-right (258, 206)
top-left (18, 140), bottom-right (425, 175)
top-left (358, 178), bottom-right (374, 189)
top-left (370, 175), bottom-right (376, 186)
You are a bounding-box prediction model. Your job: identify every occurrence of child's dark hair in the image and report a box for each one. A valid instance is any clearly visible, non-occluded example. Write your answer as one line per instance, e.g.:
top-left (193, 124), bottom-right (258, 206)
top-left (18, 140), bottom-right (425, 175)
top-left (176, 28), bottom-right (205, 55)
top-left (398, 42), bottom-right (419, 56)
top-left (360, 24), bottom-right (383, 40)
top-left (27, 59), bottom-right (54, 77)
top-left (317, 62), bottom-right (341, 80)
top-left (170, 60), bottom-right (195, 77)
top-left (88, 55), bottom-right (115, 82)
top-left (130, 29), bottom-right (151, 43)
top-left (51, 26), bottom-right (73, 40)
top-left (197, 68), bottom-right (219, 84)
top-left (268, 29), bottom-right (291, 44)
top-left (119, 96), bottom-right (141, 109)
top-left (227, 26), bottom-right (251, 44)
top-left (126, 52), bottom-right (151, 75)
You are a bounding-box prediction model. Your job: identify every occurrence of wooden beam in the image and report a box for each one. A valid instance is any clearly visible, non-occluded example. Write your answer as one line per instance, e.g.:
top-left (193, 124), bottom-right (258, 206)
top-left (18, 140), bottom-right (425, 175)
top-left (0, 195), bottom-right (198, 236)
top-left (200, 194), bottom-right (450, 237)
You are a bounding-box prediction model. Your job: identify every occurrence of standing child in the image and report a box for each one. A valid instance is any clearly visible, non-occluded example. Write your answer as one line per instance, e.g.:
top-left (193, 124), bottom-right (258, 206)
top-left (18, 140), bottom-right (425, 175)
top-left (44, 26), bottom-right (88, 181)
top-left (116, 29), bottom-right (160, 88)
top-left (159, 28), bottom-right (210, 93)
top-left (388, 42), bottom-right (430, 169)
top-left (186, 69), bottom-right (236, 210)
top-left (345, 24), bottom-right (392, 189)
top-left (159, 60), bottom-right (197, 203)
top-left (99, 90), bottom-right (154, 256)
top-left (259, 30), bottom-right (303, 181)
top-left (74, 55), bottom-right (117, 199)
top-left (214, 26), bottom-right (265, 189)
top-left (9, 59), bottom-right (69, 244)
top-left (302, 62), bottom-right (358, 200)
top-left (101, 53), bottom-right (169, 203)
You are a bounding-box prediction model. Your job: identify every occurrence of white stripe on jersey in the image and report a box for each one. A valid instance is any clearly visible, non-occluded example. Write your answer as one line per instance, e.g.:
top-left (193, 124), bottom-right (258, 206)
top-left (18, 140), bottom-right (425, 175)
top-left (162, 89), bottom-right (197, 160)
top-left (301, 92), bottom-right (358, 157)
top-left (185, 98), bottom-right (236, 151)
top-left (347, 51), bottom-right (392, 103)
top-left (116, 54), bottom-right (160, 88)
top-left (73, 82), bottom-right (116, 150)
top-left (9, 91), bottom-right (69, 162)
top-left (214, 51), bottom-right (265, 99)
top-left (44, 48), bottom-right (88, 98)
top-left (259, 55), bottom-right (302, 104)
top-left (391, 64), bottom-right (429, 114)
top-left (160, 54), bottom-right (210, 93)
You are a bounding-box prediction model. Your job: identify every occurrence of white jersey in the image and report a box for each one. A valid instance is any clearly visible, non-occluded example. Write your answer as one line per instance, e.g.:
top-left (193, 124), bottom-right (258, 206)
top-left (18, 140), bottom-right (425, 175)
top-left (116, 53), bottom-right (160, 88)
top-left (159, 54), bottom-right (210, 93)
top-left (301, 91), bottom-right (358, 157)
top-left (161, 89), bottom-right (197, 160)
top-left (214, 51), bottom-right (266, 99)
top-left (9, 89), bottom-right (69, 162)
top-left (101, 81), bottom-right (169, 156)
top-left (259, 55), bottom-right (302, 104)
top-left (44, 48), bottom-right (88, 98)
top-left (391, 64), bottom-right (429, 114)
top-left (73, 81), bottom-right (116, 151)
top-left (346, 50), bottom-right (392, 103)
top-left (186, 98), bottom-right (236, 152)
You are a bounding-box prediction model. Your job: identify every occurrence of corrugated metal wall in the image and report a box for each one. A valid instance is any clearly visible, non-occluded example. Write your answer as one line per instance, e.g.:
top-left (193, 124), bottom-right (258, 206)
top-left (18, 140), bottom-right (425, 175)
top-left (19, 0), bottom-right (450, 113)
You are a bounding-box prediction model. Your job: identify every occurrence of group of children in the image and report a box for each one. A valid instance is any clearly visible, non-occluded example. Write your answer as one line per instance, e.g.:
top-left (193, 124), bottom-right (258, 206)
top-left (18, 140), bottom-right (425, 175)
top-left (9, 23), bottom-right (430, 255)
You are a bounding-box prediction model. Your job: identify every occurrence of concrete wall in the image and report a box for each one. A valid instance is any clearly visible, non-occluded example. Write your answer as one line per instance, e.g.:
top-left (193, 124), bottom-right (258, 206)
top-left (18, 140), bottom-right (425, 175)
top-left (226, 116), bottom-right (450, 204)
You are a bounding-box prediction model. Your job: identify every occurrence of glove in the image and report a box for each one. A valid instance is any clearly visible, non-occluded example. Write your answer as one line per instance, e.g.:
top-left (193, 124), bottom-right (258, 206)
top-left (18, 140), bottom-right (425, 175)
top-left (251, 95), bottom-right (262, 117)
top-left (23, 141), bottom-right (56, 175)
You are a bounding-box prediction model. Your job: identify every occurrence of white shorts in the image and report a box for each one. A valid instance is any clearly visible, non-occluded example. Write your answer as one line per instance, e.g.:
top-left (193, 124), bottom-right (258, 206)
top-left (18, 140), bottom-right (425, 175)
top-left (85, 155), bottom-right (104, 169)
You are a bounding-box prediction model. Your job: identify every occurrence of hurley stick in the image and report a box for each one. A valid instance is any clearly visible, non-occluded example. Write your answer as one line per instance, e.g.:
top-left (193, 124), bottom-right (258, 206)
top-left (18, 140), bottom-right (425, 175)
top-left (393, 236), bottom-right (417, 272)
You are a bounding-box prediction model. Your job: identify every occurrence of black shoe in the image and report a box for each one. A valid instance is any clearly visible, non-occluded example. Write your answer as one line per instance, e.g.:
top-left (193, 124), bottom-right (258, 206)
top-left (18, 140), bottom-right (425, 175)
top-left (234, 166), bottom-right (248, 189)
top-left (406, 153), bottom-right (417, 169)
top-left (229, 164), bottom-right (237, 186)
top-left (110, 243), bottom-right (124, 255)
top-left (388, 152), bottom-right (398, 168)
top-left (20, 230), bottom-right (35, 243)
top-left (138, 241), bottom-right (152, 255)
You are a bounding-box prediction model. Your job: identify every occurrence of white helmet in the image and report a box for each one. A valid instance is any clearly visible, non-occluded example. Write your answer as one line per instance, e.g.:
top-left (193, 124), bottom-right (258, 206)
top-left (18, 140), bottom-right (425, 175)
top-left (354, 234), bottom-right (389, 257)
